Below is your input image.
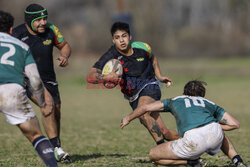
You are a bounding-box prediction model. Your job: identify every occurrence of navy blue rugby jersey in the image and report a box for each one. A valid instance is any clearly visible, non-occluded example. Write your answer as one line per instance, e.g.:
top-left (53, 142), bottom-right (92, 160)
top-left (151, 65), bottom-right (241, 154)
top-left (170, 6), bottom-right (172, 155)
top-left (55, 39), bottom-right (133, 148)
top-left (12, 23), bottom-right (64, 82)
top-left (93, 42), bottom-right (157, 97)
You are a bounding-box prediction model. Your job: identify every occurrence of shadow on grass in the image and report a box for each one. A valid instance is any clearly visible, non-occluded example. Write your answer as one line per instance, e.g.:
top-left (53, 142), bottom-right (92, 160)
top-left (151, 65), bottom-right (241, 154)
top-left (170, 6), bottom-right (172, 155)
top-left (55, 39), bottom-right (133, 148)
top-left (136, 163), bottom-right (235, 167)
top-left (136, 159), bottom-right (151, 164)
top-left (205, 162), bottom-right (235, 167)
top-left (70, 153), bottom-right (127, 162)
top-left (134, 161), bottom-right (236, 166)
top-left (134, 163), bottom-right (236, 167)
top-left (206, 165), bottom-right (235, 167)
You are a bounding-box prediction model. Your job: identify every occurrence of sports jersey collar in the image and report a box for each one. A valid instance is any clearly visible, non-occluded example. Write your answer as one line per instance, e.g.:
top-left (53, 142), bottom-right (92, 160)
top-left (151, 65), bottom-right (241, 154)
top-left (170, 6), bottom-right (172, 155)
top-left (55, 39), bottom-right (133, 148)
top-left (0, 32), bottom-right (29, 51)
top-left (0, 32), bottom-right (10, 37)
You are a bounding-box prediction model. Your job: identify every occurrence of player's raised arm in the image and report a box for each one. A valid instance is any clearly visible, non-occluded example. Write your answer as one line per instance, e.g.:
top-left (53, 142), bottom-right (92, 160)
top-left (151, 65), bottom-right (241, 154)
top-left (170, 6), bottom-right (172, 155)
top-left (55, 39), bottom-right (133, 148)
top-left (151, 55), bottom-right (173, 87)
top-left (48, 23), bottom-right (71, 67)
top-left (56, 40), bottom-right (71, 67)
top-left (120, 101), bottom-right (164, 129)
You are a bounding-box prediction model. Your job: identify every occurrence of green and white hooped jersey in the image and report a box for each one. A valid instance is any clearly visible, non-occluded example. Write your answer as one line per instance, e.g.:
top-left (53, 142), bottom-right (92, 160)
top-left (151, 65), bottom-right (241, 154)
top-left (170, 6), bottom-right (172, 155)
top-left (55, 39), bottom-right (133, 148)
top-left (0, 32), bottom-right (35, 86)
top-left (161, 95), bottom-right (226, 137)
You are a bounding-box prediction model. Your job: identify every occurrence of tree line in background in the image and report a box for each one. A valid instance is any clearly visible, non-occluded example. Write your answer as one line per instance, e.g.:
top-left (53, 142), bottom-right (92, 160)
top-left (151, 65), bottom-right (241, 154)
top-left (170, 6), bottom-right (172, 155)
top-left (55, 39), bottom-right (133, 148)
top-left (1, 0), bottom-right (250, 58)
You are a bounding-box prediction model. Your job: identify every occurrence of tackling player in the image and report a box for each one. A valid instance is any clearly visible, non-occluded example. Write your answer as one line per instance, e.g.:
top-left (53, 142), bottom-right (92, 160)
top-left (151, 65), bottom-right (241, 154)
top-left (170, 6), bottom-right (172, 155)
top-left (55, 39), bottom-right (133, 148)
top-left (121, 80), bottom-right (248, 167)
top-left (12, 4), bottom-right (71, 163)
top-left (87, 22), bottom-right (179, 145)
top-left (0, 10), bottom-right (58, 166)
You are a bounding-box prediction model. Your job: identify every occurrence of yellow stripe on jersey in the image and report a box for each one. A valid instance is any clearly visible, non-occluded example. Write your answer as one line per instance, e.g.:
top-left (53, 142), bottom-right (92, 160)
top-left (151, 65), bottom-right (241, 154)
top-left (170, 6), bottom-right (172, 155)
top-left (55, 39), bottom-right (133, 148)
top-left (131, 41), bottom-right (152, 58)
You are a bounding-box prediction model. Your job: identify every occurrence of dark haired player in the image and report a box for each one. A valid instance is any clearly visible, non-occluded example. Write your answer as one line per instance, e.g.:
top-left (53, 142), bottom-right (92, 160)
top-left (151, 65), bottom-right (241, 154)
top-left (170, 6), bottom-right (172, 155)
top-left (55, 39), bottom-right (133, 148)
top-left (121, 80), bottom-right (248, 167)
top-left (0, 10), bottom-right (58, 167)
top-left (87, 22), bottom-right (179, 145)
top-left (12, 4), bottom-right (71, 163)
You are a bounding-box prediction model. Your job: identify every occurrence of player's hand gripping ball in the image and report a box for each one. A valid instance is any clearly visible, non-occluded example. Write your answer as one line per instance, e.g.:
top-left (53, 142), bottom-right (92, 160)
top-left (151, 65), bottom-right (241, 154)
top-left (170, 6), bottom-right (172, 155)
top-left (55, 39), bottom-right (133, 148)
top-left (102, 59), bottom-right (123, 89)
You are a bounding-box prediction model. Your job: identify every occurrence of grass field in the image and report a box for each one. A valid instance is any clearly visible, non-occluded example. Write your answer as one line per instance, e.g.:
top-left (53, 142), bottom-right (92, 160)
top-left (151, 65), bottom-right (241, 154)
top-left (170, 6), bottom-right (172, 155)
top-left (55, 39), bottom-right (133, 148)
top-left (0, 57), bottom-right (249, 167)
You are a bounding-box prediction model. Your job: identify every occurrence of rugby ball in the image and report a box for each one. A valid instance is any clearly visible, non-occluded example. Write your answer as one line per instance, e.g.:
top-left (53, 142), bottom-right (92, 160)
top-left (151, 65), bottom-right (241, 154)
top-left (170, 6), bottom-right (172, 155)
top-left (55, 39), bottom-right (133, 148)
top-left (102, 59), bottom-right (123, 89)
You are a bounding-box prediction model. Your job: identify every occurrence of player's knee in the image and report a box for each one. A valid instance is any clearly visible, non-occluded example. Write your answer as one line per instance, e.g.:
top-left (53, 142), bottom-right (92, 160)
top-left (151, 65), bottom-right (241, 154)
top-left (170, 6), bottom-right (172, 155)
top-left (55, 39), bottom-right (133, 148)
top-left (150, 111), bottom-right (159, 118)
top-left (44, 104), bottom-right (54, 116)
top-left (149, 148), bottom-right (157, 161)
top-left (46, 99), bottom-right (54, 108)
top-left (44, 94), bottom-right (54, 106)
top-left (159, 126), bottom-right (168, 134)
top-left (42, 109), bottom-right (53, 117)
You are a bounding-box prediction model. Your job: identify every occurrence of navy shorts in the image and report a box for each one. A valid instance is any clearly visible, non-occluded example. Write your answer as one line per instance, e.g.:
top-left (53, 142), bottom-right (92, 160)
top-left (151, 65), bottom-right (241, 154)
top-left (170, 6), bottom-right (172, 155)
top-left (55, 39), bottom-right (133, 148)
top-left (129, 84), bottom-right (161, 110)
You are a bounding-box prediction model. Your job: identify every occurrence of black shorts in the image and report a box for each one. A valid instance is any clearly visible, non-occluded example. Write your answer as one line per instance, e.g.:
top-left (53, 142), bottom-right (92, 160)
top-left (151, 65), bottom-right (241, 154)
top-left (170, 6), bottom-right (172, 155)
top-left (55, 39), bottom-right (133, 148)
top-left (25, 78), bottom-right (61, 105)
top-left (129, 84), bottom-right (161, 110)
top-left (43, 82), bottom-right (61, 105)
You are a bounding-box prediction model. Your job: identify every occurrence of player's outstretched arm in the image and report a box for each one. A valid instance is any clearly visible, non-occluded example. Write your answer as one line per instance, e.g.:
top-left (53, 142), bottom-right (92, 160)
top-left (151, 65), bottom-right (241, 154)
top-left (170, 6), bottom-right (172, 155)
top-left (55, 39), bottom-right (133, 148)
top-left (151, 55), bottom-right (173, 87)
top-left (56, 40), bottom-right (71, 67)
top-left (120, 101), bottom-right (164, 129)
top-left (219, 112), bottom-right (240, 131)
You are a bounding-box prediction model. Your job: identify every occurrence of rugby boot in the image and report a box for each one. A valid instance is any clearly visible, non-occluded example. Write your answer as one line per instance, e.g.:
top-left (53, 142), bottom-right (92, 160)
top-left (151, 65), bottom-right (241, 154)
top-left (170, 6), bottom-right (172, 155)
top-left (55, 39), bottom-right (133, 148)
top-left (237, 162), bottom-right (248, 167)
top-left (54, 147), bottom-right (72, 163)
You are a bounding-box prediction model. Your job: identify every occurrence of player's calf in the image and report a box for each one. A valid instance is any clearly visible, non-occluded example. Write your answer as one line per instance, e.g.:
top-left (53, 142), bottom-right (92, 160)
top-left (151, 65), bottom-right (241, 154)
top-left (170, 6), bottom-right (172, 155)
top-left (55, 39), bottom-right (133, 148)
top-left (32, 136), bottom-right (58, 167)
top-left (139, 113), bottom-right (165, 145)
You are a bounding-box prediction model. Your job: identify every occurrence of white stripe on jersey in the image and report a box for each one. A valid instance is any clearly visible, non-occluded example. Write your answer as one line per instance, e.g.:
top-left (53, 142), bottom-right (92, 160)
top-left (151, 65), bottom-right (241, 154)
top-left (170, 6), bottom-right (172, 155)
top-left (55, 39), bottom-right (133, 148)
top-left (0, 32), bottom-right (29, 51)
top-left (172, 95), bottom-right (215, 105)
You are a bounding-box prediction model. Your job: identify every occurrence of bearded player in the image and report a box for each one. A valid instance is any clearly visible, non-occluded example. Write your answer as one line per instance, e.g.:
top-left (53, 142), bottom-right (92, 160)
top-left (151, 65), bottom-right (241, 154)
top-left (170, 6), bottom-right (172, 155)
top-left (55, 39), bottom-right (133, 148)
top-left (12, 4), bottom-right (71, 163)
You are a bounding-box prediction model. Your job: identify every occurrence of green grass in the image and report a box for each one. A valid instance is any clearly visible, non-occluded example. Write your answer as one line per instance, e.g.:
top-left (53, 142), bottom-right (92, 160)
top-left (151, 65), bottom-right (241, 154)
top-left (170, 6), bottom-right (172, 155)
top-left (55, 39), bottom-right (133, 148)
top-left (0, 57), bottom-right (249, 166)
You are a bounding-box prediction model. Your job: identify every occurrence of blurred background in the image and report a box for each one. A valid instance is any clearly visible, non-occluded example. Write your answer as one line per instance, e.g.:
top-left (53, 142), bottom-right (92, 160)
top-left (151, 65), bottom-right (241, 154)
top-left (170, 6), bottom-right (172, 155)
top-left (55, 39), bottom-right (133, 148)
top-left (1, 0), bottom-right (250, 58)
top-left (1, 1), bottom-right (250, 166)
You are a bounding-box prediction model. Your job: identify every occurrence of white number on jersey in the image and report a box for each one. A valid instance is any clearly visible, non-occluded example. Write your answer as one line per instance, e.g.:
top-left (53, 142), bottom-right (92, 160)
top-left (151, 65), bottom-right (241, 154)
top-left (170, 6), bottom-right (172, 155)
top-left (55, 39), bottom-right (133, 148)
top-left (184, 97), bottom-right (205, 108)
top-left (0, 43), bottom-right (15, 66)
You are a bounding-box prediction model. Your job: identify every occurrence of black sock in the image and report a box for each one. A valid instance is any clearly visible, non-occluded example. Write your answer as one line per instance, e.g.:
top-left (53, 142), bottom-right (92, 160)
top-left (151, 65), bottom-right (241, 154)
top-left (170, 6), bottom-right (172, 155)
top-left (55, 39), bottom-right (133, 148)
top-left (49, 137), bottom-right (61, 148)
top-left (156, 139), bottom-right (165, 145)
top-left (232, 155), bottom-right (243, 166)
top-left (187, 158), bottom-right (199, 165)
top-left (33, 136), bottom-right (58, 167)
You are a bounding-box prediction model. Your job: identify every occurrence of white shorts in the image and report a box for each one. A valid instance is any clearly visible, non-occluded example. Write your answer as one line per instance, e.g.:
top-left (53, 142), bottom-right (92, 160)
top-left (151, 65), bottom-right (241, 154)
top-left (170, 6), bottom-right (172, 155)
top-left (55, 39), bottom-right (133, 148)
top-left (170, 122), bottom-right (224, 160)
top-left (0, 83), bottom-right (36, 125)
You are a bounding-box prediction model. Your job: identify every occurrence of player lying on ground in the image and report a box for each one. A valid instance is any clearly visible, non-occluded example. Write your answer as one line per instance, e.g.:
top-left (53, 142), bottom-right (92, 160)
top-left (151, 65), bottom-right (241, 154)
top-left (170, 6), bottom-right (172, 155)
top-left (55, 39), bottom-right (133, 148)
top-left (0, 10), bottom-right (58, 167)
top-left (121, 80), bottom-right (248, 167)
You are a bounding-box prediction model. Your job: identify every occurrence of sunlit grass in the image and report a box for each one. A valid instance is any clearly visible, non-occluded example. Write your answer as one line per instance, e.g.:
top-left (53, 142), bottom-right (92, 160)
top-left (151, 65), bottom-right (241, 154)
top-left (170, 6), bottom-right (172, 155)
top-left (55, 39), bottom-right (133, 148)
top-left (0, 57), bottom-right (249, 166)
